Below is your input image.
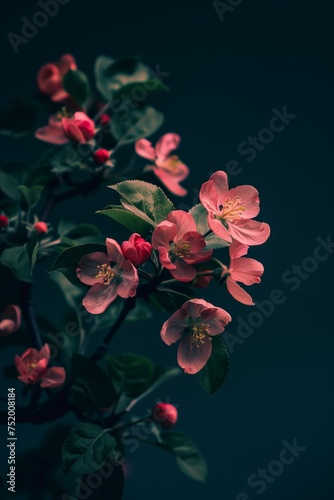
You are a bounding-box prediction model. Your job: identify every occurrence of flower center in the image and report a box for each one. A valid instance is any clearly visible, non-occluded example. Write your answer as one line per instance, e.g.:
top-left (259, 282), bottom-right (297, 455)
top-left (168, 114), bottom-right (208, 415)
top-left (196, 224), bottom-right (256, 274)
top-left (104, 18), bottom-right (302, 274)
top-left (27, 360), bottom-right (38, 373)
top-left (219, 196), bottom-right (245, 221)
top-left (56, 107), bottom-right (73, 119)
top-left (190, 323), bottom-right (211, 348)
top-left (173, 239), bottom-right (192, 259)
top-left (95, 264), bottom-right (116, 285)
top-left (157, 155), bottom-right (182, 175)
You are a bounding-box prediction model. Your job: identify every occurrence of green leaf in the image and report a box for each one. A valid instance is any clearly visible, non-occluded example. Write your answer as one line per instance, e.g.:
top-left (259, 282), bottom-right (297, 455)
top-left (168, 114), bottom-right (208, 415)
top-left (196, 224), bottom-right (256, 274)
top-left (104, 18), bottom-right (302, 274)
top-left (149, 288), bottom-right (191, 312)
top-left (58, 221), bottom-right (101, 239)
top-left (62, 423), bottom-right (116, 473)
top-left (198, 335), bottom-right (230, 394)
top-left (97, 205), bottom-right (153, 236)
top-left (109, 180), bottom-right (174, 226)
top-left (113, 78), bottom-right (169, 102)
top-left (157, 432), bottom-right (208, 482)
top-left (48, 243), bottom-right (106, 288)
top-left (63, 69), bottom-right (90, 105)
top-left (190, 204), bottom-right (230, 249)
top-left (0, 243), bottom-right (38, 282)
top-left (18, 185), bottom-right (44, 207)
top-left (111, 106), bottom-right (164, 147)
top-left (95, 56), bottom-right (151, 101)
top-left (0, 171), bottom-right (21, 202)
top-left (69, 354), bottom-right (117, 413)
top-left (106, 353), bottom-right (154, 399)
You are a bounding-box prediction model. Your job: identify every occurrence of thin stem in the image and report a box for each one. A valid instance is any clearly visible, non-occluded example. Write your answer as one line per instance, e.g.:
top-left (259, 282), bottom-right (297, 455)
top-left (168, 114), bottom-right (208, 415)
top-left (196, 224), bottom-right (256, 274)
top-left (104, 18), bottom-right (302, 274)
top-left (90, 298), bottom-right (136, 362)
top-left (112, 414), bottom-right (151, 434)
top-left (20, 283), bottom-right (43, 349)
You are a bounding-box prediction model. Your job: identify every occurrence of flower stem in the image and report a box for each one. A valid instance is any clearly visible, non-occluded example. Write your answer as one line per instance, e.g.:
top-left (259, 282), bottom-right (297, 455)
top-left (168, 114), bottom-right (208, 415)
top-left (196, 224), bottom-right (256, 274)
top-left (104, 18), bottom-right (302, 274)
top-left (90, 297), bottom-right (136, 362)
top-left (20, 282), bottom-right (43, 349)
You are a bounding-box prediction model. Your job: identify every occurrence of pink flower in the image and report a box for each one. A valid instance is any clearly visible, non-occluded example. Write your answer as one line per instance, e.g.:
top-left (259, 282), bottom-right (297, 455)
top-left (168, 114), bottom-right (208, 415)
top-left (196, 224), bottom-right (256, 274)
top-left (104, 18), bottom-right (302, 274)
top-left (223, 241), bottom-right (264, 305)
top-left (37, 54), bottom-right (77, 102)
top-left (152, 210), bottom-right (213, 282)
top-left (76, 238), bottom-right (139, 314)
top-left (152, 403), bottom-right (178, 429)
top-left (135, 133), bottom-right (189, 196)
top-left (0, 215), bottom-right (9, 228)
top-left (121, 233), bottom-right (153, 267)
top-left (14, 344), bottom-right (65, 388)
top-left (34, 221), bottom-right (48, 236)
top-left (161, 299), bottom-right (231, 374)
top-left (35, 112), bottom-right (95, 145)
top-left (199, 171), bottom-right (270, 246)
top-left (0, 305), bottom-right (21, 337)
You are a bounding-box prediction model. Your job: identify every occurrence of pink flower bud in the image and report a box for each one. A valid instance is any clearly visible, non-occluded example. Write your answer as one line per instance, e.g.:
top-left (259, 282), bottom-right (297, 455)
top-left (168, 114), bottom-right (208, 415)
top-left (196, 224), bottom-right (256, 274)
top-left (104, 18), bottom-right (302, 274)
top-left (37, 54), bottom-right (76, 102)
top-left (0, 305), bottom-right (21, 337)
top-left (0, 215), bottom-right (9, 228)
top-left (99, 114), bottom-right (111, 126)
top-left (34, 221), bottom-right (48, 236)
top-left (152, 403), bottom-right (178, 429)
top-left (93, 148), bottom-right (110, 165)
top-left (62, 112), bottom-right (95, 143)
top-left (121, 233), bottom-right (152, 267)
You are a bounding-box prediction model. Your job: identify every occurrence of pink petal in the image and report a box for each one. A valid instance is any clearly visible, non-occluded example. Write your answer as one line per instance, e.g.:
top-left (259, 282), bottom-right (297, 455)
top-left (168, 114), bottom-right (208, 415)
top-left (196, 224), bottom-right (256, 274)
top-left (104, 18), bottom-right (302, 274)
top-left (155, 133), bottom-right (181, 161)
top-left (135, 138), bottom-right (156, 161)
top-left (226, 276), bottom-right (254, 305)
top-left (51, 90), bottom-right (70, 102)
top-left (106, 239), bottom-right (125, 266)
top-left (160, 309), bottom-right (188, 345)
top-left (20, 348), bottom-right (39, 365)
top-left (170, 259), bottom-right (196, 282)
top-left (184, 248), bottom-right (213, 265)
top-left (117, 260), bottom-right (139, 298)
top-left (62, 119), bottom-right (86, 143)
top-left (229, 240), bottom-right (249, 259)
top-left (223, 185), bottom-right (260, 219)
top-left (0, 305), bottom-right (21, 336)
top-left (83, 283), bottom-right (118, 314)
top-left (37, 63), bottom-right (60, 95)
top-left (177, 334), bottom-right (212, 374)
top-left (30, 358), bottom-right (49, 380)
top-left (76, 252), bottom-right (110, 285)
top-left (58, 54), bottom-right (77, 74)
top-left (208, 214), bottom-right (232, 243)
top-left (152, 221), bottom-right (177, 250)
top-left (199, 179), bottom-right (220, 213)
top-left (157, 246), bottom-right (176, 270)
top-left (167, 211), bottom-right (197, 238)
top-left (201, 308), bottom-right (232, 334)
top-left (14, 355), bottom-right (28, 376)
top-left (230, 257), bottom-right (264, 285)
top-left (39, 344), bottom-right (50, 362)
top-left (210, 170), bottom-right (229, 194)
top-left (228, 220), bottom-right (270, 246)
top-left (35, 124), bottom-right (68, 145)
top-left (153, 166), bottom-right (188, 196)
top-left (181, 298), bottom-right (213, 319)
top-left (40, 367), bottom-right (66, 388)
top-left (0, 319), bottom-right (16, 336)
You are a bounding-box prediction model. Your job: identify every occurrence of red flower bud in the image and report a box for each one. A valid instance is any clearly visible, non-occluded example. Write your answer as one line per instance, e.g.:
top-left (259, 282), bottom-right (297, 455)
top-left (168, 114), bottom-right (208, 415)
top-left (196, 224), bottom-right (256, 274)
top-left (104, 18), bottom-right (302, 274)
top-left (0, 215), bottom-right (9, 228)
top-left (34, 221), bottom-right (48, 236)
top-left (121, 233), bottom-right (152, 267)
top-left (93, 148), bottom-right (110, 165)
top-left (152, 403), bottom-right (178, 429)
top-left (99, 114), bottom-right (111, 126)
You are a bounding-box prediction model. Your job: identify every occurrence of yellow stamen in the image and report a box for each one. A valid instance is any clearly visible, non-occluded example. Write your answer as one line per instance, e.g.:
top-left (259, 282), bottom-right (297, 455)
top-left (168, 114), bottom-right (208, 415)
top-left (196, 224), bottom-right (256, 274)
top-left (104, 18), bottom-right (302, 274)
top-left (95, 264), bottom-right (116, 285)
top-left (190, 323), bottom-right (211, 348)
top-left (174, 239), bottom-right (192, 258)
top-left (219, 196), bottom-right (245, 220)
top-left (158, 155), bottom-right (183, 175)
top-left (56, 107), bottom-right (73, 119)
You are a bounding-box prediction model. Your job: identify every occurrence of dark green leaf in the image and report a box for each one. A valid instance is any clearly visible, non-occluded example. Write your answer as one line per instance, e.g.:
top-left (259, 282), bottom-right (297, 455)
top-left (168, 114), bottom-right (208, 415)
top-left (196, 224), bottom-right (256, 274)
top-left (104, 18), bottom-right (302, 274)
top-left (0, 171), bottom-right (21, 202)
top-left (109, 179), bottom-right (174, 226)
top-left (18, 185), bottom-right (44, 207)
top-left (48, 243), bottom-right (106, 288)
top-left (62, 423), bottom-right (116, 473)
top-left (113, 78), bottom-right (169, 102)
top-left (111, 106), bottom-right (164, 147)
top-left (95, 56), bottom-right (150, 101)
top-left (63, 69), bottom-right (90, 104)
top-left (97, 205), bottom-right (153, 236)
top-left (157, 432), bottom-right (208, 482)
top-left (198, 335), bottom-right (229, 394)
top-left (106, 353), bottom-right (154, 399)
top-left (69, 354), bottom-right (117, 413)
top-left (0, 243), bottom-right (38, 282)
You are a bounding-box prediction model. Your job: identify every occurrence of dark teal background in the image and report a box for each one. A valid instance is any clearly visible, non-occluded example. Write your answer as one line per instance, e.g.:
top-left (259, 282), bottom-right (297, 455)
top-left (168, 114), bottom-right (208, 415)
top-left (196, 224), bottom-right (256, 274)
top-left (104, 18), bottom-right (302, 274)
top-left (1, 0), bottom-right (334, 499)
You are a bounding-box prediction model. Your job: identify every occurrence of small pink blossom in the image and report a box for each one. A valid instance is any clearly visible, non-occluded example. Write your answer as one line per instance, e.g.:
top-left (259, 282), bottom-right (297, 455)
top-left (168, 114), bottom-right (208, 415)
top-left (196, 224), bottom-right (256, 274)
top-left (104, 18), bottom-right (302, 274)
top-left (14, 344), bottom-right (65, 388)
top-left (161, 299), bottom-right (231, 374)
top-left (37, 54), bottom-right (77, 102)
top-left (0, 215), bottom-right (9, 228)
top-left (152, 403), bottom-right (178, 429)
top-left (223, 241), bottom-right (264, 305)
top-left (199, 171), bottom-right (270, 246)
top-left (121, 233), bottom-right (152, 267)
top-left (135, 133), bottom-right (189, 196)
top-left (76, 238), bottom-right (139, 314)
top-left (35, 112), bottom-right (95, 145)
top-left (152, 210), bottom-right (213, 282)
top-left (34, 221), bottom-right (48, 236)
top-left (0, 305), bottom-right (21, 337)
